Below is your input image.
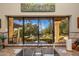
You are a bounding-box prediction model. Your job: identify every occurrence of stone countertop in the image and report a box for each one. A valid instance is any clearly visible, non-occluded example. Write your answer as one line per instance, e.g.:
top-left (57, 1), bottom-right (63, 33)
top-left (1, 46), bottom-right (79, 56)
top-left (0, 47), bottom-right (22, 56)
top-left (54, 47), bottom-right (79, 56)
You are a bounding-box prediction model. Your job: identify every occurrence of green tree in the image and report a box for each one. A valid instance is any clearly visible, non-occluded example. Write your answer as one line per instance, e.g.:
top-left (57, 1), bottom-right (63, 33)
top-left (24, 23), bottom-right (38, 36)
top-left (59, 20), bottom-right (68, 35)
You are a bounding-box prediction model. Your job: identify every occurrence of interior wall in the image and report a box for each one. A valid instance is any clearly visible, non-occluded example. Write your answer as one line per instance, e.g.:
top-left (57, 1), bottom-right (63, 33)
top-left (0, 3), bottom-right (79, 33)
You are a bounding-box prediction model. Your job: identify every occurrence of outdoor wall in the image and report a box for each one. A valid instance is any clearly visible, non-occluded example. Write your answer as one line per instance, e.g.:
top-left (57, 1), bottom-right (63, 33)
top-left (0, 3), bottom-right (79, 36)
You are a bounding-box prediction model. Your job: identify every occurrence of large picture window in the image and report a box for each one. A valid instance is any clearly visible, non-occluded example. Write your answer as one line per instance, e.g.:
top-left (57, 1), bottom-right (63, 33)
top-left (8, 16), bottom-right (69, 45)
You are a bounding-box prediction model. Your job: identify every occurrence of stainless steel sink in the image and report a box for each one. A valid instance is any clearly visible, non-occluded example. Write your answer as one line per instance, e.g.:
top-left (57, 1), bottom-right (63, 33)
top-left (23, 47), bottom-right (54, 56)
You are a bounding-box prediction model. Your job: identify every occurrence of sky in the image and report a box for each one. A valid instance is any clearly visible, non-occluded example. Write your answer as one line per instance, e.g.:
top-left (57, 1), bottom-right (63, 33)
top-left (14, 19), bottom-right (53, 30)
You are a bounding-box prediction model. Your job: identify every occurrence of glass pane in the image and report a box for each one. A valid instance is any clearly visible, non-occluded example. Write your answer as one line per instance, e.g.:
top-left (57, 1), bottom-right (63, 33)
top-left (12, 18), bottom-right (23, 44)
top-left (54, 17), bottom-right (69, 43)
top-left (39, 19), bottom-right (53, 44)
top-left (24, 19), bottom-right (38, 44)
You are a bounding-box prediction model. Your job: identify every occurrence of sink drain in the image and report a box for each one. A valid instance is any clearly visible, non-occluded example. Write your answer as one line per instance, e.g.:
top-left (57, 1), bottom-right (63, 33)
top-left (34, 52), bottom-right (42, 56)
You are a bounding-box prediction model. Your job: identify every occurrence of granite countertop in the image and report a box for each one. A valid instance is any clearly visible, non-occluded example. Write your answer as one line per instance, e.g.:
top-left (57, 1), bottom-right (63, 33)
top-left (1, 46), bottom-right (79, 56)
top-left (54, 47), bottom-right (79, 56)
top-left (0, 47), bottom-right (22, 56)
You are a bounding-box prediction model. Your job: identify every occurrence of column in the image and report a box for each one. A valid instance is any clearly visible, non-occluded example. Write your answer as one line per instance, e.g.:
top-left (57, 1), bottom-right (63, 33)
top-left (55, 21), bottom-right (61, 42)
top-left (9, 16), bottom-right (14, 42)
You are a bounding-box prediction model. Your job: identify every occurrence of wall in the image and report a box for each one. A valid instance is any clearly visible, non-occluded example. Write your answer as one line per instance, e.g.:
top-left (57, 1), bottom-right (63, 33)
top-left (0, 3), bottom-right (79, 34)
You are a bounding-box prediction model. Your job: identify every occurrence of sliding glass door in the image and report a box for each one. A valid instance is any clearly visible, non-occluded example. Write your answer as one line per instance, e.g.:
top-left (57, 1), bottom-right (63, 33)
top-left (8, 17), bottom-right (23, 44)
top-left (39, 19), bottom-right (53, 44)
top-left (8, 17), bottom-right (54, 45)
top-left (23, 18), bottom-right (54, 45)
top-left (54, 17), bottom-right (69, 43)
top-left (24, 18), bottom-right (38, 44)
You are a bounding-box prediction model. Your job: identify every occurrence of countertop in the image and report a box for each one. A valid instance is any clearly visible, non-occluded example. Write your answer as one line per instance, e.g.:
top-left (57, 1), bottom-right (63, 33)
top-left (0, 47), bottom-right (22, 56)
top-left (55, 47), bottom-right (79, 56)
top-left (1, 46), bottom-right (79, 56)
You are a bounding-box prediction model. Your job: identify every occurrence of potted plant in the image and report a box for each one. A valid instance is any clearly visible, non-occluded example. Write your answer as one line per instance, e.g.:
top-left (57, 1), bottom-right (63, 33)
top-left (0, 38), bottom-right (3, 49)
top-left (0, 34), bottom-right (6, 48)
